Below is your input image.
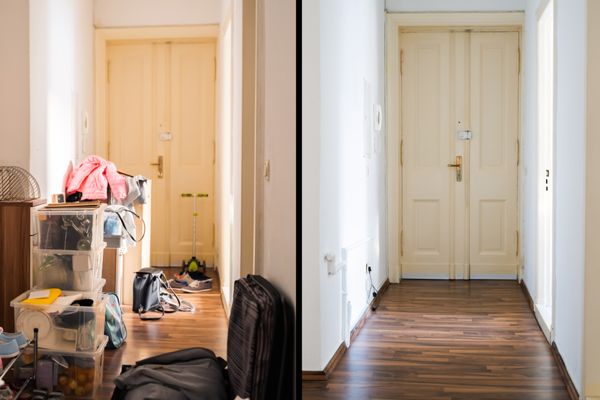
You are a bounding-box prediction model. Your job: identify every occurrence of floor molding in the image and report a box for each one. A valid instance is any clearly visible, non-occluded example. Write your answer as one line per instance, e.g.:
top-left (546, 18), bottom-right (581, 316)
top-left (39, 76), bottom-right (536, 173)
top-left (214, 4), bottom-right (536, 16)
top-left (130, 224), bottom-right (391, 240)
top-left (519, 279), bottom-right (534, 311)
top-left (550, 342), bottom-right (580, 400)
top-left (301, 278), bottom-right (391, 381)
top-left (351, 279), bottom-right (390, 342)
top-left (302, 341), bottom-right (347, 381)
top-left (519, 280), bottom-right (579, 400)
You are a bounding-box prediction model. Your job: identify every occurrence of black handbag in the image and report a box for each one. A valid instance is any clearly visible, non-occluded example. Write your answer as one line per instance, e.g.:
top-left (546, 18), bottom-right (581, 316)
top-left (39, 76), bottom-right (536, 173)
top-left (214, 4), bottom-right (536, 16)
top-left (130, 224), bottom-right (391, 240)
top-left (133, 268), bottom-right (166, 320)
top-left (133, 267), bottom-right (194, 320)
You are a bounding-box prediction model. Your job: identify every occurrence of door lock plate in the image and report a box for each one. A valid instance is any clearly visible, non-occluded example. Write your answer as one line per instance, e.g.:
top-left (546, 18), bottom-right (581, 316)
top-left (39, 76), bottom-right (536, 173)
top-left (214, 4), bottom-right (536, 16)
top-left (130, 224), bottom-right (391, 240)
top-left (457, 130), bottom-right (472, 140)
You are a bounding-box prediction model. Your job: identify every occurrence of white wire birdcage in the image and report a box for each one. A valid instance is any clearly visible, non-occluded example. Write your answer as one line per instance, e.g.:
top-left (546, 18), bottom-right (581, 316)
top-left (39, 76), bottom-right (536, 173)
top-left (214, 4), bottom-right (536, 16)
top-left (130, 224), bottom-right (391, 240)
top-left (0, 166), bottom-right (41, 201)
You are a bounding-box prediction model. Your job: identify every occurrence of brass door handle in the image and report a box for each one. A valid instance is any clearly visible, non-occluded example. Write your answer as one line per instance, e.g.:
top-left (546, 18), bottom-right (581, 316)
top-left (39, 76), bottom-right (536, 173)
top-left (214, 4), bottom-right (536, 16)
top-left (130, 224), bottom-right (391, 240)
top-left (150, 156), bottom-right (164, 178)
top-left (447, 155), bottom-right (462, 182)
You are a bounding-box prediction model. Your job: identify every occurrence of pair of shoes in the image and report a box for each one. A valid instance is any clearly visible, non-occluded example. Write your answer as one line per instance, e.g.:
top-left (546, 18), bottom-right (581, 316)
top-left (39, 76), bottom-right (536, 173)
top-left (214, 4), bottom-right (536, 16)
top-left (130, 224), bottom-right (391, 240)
top-left (180, 278), bottom-right (212, 293)
top-left (168, 277), bottom-right (212, 293)
top-left (188, 269), bottom-right (210, 281)
top-left (0, 332), bottom-right (27, 358)
top-left (174, 271), bottom-right (212, 284)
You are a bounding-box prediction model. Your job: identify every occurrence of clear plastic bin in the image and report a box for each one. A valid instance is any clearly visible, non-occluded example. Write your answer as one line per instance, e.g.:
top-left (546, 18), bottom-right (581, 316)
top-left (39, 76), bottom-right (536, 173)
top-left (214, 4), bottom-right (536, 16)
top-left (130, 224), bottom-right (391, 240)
top-left (11, 290), bottom-right (107, 353)
top-left (16, 336), bottom-right (108, 399)
top-left (32, 244), bottom-right (106, 291)
top-left (34, 205), bottom-right (106, 251)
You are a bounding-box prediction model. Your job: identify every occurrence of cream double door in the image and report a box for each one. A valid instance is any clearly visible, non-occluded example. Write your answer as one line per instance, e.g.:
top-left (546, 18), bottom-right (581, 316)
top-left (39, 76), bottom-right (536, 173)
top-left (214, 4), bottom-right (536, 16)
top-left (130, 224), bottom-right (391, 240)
top-left (401, 31), bottom-right (519, 279)
top-left (107, 41), bottom-right (216, 267)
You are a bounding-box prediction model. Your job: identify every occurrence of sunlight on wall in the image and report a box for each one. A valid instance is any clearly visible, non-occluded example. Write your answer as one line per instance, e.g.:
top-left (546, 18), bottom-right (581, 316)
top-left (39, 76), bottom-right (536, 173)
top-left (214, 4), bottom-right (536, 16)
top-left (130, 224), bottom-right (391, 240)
top-left (217, 14), bottom-right (233, 307)
top-left (30, 0), bottom-right (93, 197)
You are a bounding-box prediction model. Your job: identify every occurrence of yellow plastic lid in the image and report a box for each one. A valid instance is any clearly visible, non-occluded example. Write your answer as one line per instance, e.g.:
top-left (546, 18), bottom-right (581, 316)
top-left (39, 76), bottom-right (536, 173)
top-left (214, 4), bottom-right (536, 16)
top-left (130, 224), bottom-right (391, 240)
top-left (21, 288), bottom-right (62, 305)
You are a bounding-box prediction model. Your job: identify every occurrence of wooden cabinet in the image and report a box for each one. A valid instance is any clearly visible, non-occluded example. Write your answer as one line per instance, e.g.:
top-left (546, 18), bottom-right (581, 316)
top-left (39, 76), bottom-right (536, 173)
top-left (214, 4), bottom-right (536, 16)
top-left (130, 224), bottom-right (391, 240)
top-left (0, 199), bottom-right (45, 331)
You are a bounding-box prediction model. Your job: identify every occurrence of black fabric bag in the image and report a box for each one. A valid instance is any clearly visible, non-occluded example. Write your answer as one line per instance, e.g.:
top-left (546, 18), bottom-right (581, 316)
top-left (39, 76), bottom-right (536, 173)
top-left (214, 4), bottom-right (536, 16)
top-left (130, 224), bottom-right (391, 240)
top-left (111, 348), bottom-right (231, 400)
top-left (227, 275), bottom-right (293, 400)
top-left (133, 268), bottom-right (165, 320)
top-left (133, 268), bottom-right (193, 320)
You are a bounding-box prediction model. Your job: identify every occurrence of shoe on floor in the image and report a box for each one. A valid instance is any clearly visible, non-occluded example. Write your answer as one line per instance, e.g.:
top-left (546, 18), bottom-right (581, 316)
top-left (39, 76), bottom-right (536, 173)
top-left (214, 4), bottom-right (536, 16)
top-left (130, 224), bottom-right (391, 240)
top-left (0, 338), bottom-right (20, 358)
top-left (188, 270), bottom-right (211, 282)
top-left (180, 279), bottom-right (212, 293)
top-left (174, 271), bottom-right (212, 285)
top-left (167, 279), bottom-right (188, 289)
top-left (0, 332), bottom-right (27, 349)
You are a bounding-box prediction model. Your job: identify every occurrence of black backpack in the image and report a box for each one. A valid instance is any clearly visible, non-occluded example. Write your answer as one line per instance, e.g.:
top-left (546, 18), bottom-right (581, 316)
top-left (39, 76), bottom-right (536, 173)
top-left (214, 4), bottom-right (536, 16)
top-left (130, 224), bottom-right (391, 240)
top-left (104, 292), bottom-right (127, 349)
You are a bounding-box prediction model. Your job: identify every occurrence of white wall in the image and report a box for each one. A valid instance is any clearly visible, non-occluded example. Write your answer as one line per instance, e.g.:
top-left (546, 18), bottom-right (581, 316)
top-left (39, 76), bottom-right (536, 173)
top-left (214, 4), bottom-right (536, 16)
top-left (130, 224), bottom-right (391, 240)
top-left (0, 0), bottom-right (30, 170)
top-left (386, 0), bottom-right (525, 12)
top-left (29, 0), bottom-right (95, 197)
top-left (585, 1), bottom-right (600, 395)
top-left (302, 0), bottom-right (387, 371)
top-left (215, 0), bottom-right (243, 310)
top-left (255, 0), bottom-right (296, 307)
top-left (94, 0), bottom-right (221, 27)
top-left (254, 0), bottom-right (296, 390)
top-left (517, 0), bottom-right (590, 393)
top-left (553, 0), bottom-right (587, 393)
top-left (301, 0), bottom-right (322, 372)
top-left (521, 0), bottom-right (541, 317)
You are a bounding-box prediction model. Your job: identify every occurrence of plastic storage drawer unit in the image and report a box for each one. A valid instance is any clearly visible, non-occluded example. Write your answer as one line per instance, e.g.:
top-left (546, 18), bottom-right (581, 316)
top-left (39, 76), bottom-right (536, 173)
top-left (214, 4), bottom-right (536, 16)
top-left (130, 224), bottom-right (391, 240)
top-left (19, 336), bottom-right (108, 399)
top-left (11, 290), bottom-right (107, 353)
top-left (35, 205), bottom-right (106, 251)
top-left (32, 244), bottom-right (106, 291)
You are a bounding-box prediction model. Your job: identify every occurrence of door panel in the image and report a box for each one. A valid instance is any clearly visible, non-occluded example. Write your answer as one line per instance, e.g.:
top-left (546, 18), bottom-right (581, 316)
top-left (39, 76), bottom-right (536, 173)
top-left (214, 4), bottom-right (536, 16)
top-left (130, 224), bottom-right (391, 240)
top-left (469, 32), bottom-right (519, 278)
top-left (169, 43), bottom-right (216, 265)
top-left (400, 31), bottom-right (519, 279)
top-left (107, 44), bottom-right (153, 177)
top-left (401, 32), bottom-right (452, 279)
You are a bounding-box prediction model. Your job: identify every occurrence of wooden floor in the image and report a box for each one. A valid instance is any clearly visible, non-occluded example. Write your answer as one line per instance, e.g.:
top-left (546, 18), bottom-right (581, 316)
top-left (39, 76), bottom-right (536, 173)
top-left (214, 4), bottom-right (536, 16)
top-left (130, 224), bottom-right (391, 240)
top-left (98, 268), bottom-right (228, 399)
top-left (303, 280), bottom-right (570, 400)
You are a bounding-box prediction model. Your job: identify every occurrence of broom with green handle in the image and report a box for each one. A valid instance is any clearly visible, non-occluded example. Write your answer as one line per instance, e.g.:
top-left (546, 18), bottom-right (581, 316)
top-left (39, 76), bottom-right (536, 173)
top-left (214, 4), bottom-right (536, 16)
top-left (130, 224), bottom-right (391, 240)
top-left (181, 192), bottom-right (208, 272)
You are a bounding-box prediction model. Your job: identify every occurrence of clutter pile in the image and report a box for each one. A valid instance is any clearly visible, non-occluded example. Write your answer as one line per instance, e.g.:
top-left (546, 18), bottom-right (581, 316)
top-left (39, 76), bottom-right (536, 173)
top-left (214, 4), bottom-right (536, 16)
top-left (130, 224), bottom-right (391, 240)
top-left (2, 204), bottom-right (109, 399)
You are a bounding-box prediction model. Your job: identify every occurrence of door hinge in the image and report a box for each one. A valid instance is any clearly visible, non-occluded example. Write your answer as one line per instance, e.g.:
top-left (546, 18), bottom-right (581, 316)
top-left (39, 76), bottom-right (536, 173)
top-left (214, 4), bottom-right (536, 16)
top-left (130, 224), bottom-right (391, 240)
top-left (517, 139), bottom-right (520, 166)
top-left (400, 139), bottom-right (404, 167)
top-left (213, 141), bottom-right (216, 165)
top-left (400, 49), bottom-right (404, 75)
top-left (400, 230), bottom-right (404, 257)
top-left (213, 222), bottom-right (215, 247)
top-left (107, 140), bottom-right (111, 160)
top-left (517, 48), bottom-right (521, 75)
top-left (214, 57), bottom-right (217, 82)
top-left (516, 230), bottom-right (520, 256)
top-left (107, 61), bottom-right (111, 84)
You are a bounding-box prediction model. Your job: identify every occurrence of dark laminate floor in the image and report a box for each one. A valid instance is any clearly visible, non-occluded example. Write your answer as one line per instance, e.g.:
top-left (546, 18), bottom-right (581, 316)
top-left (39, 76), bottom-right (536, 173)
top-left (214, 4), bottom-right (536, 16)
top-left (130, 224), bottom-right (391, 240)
top-left (303, 280), bottom-right (570, 400)
top-left (98, 268), bottom-right (228, 399)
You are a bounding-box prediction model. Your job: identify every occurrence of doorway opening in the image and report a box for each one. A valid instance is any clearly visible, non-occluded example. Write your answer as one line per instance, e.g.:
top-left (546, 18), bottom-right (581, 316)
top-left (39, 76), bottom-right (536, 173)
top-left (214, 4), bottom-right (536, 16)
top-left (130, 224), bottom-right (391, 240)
top-left (95, 26), bottom-right (221, 305)
top-left (535, 0), bottom-right (554, 339)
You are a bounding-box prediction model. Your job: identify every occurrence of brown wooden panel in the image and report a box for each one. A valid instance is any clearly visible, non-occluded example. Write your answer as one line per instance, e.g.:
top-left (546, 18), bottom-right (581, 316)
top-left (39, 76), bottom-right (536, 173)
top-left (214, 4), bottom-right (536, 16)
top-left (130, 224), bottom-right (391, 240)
top-left (102, 248), bottom-right (117, 293)
top-left (0, 200), bottom-right (45, 332)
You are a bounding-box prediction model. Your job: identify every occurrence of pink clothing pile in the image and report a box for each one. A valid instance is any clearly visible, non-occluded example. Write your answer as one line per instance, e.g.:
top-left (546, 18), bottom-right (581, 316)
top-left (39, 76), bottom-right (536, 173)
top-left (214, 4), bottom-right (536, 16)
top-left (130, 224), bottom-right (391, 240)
top-left (65, 155), bottom-right (127, 200)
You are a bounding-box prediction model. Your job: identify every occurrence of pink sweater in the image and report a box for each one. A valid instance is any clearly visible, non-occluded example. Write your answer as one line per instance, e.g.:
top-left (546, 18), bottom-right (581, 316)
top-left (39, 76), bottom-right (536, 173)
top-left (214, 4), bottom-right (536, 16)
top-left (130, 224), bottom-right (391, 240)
top-left (65, 155), bottom-right (127, 200)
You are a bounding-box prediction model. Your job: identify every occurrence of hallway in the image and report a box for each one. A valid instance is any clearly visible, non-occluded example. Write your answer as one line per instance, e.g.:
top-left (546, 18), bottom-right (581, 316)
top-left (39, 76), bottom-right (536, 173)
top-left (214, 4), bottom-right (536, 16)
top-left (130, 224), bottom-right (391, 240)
top-left (303, 281), bottom-right (570, 400)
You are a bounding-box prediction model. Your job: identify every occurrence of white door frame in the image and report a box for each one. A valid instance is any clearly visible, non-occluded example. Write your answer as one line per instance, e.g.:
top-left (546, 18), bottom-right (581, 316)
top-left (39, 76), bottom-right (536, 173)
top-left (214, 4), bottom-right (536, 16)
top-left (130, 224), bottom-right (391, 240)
top-left (534, 0), bottom-right (556, 343)
top-left (385, 12), bottom-right (524, 283)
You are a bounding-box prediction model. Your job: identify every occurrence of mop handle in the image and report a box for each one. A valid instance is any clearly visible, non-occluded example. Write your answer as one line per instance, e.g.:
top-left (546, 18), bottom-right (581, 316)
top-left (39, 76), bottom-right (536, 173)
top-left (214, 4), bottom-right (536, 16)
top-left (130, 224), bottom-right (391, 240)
top-left (181, 193), bottom-right (209, 258)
